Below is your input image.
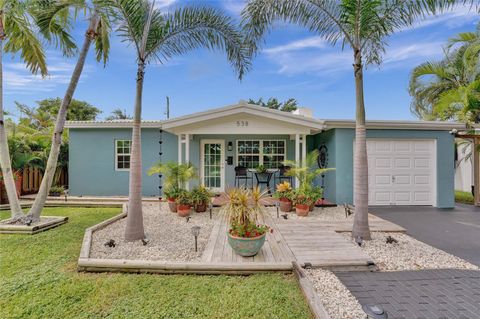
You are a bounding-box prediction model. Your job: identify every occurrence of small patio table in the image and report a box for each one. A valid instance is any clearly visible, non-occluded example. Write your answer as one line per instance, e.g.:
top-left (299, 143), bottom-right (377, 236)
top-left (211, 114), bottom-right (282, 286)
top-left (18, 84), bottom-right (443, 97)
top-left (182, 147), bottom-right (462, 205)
top-left (248, 168), bottom-right (279, 194)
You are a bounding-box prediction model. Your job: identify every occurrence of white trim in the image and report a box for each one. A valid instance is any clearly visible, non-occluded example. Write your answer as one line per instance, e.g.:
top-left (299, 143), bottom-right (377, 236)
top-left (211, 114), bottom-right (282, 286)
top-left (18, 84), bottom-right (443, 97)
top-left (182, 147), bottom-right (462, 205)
top-left (295, 134), bottom-right (300, 187)
top-left (66, 120), bottom-right (162, 129)
top-left (301, 134), bottom-right (307, 167)
top-left (235, 139), bottom-right (287, 168)
top-left (200, 139), bottom-right (225, 192)
top-left (114, 139), bottom-right (131, 172)
top-left (185, 134), bottom-right (190, 190)
top-left (178, 134), bottom-right (182, 164)
top-left (325, 119), bottom-right (466, 131)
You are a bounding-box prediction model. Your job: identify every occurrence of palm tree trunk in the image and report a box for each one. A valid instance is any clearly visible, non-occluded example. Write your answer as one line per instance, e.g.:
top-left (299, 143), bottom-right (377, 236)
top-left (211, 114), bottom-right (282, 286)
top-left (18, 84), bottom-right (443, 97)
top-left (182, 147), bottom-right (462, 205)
top-left (27, 14), bottom-right (100, 221)
top-left (0, 28), bottom-right (24, 219)
top-left (352, 49), bottom-right (371, 240)
top-left (124, 61), bottom-right (145, 241)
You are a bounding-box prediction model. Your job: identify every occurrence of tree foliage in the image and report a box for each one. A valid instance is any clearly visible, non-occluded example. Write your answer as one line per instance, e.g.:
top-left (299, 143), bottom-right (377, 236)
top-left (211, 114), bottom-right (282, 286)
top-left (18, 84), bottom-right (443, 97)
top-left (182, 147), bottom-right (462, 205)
top-left (105, 108), bottom-right (132, 120)
top-left (16, 98), bottom-right (102, 122)
top-left (247, 97), bottom-right (298, 112)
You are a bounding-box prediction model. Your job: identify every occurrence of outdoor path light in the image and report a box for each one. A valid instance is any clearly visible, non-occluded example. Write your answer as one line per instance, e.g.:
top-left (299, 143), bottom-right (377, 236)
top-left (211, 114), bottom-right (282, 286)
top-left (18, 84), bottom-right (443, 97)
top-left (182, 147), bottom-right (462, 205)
top-left (362, 304), bottom-right (388, 319)
top-left (208, 203), bottom-right (213, 219)
top-left (191, 226), bottom-right (201, 252)
top-left (275, 201), bottom-right (280, 218)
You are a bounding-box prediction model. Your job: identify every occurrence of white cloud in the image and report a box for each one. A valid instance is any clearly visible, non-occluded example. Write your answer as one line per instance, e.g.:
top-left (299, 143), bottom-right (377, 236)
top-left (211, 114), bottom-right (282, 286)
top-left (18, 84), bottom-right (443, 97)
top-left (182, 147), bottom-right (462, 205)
top-left (222, 0), bottom-right (246, 16)
top-left (263, 36), bottom-right (326, 54)
top-left (154, 0), bottom-right (177, 9)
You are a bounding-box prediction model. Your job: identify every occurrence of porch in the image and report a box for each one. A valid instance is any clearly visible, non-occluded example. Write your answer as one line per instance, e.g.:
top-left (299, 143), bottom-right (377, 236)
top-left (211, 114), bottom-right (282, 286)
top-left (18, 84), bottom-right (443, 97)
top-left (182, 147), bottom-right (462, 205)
top-left (162, 102), bottom-right (325, 191)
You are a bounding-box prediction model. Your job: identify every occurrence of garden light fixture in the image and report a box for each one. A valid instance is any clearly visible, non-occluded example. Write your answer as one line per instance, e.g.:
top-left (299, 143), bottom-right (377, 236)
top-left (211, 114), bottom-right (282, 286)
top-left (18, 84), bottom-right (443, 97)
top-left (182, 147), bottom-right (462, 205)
top-left (362, 304), bottom-right (388, 319)
top-left (275, 201), bottom-right (280, 218)
top-left (208, 203), bottom-right (213, 219)
top-left (191, 226), bottom-right (201, 252)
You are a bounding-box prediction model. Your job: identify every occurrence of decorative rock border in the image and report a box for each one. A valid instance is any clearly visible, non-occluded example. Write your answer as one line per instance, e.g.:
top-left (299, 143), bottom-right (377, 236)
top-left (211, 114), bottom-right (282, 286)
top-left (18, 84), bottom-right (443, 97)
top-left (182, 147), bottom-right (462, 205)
top-left (0, 216), bottom-right (68, 234)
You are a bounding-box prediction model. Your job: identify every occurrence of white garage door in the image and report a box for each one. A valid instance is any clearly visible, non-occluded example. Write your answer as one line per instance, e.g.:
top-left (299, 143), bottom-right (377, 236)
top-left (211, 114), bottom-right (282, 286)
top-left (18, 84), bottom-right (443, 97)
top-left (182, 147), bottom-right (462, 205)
top-left (367, 139), bottom-right (436, 206)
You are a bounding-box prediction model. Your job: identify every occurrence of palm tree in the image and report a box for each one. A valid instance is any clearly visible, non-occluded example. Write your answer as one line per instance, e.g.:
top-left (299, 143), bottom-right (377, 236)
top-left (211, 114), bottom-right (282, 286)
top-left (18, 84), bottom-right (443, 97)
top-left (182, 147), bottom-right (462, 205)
top-left (410, 25), bottom-right (480, 123)
top-left (0, 0), bottom-right (75, 220)
top-left (242, 0), bottom-right (451, 239)
top-left (112, 0), bottom-right (250, 241)
top-left (105, 108), bottom-right (132, 120)
top-left (27, 0), bottom-right (112, 222)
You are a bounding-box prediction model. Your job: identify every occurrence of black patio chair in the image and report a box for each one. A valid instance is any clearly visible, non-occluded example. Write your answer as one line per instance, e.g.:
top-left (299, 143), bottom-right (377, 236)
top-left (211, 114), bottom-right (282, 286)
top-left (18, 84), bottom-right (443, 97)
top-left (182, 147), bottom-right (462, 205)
top-left (234, 166), bottom-right (252, 189)
top-left (275, 165), bottom-right (293, 187)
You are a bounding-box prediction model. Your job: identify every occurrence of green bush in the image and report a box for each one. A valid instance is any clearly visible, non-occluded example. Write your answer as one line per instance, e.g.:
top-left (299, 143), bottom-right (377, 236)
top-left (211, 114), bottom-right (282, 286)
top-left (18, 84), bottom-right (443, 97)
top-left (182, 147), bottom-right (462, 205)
top-left (455, 190), bottom-right (474, 204)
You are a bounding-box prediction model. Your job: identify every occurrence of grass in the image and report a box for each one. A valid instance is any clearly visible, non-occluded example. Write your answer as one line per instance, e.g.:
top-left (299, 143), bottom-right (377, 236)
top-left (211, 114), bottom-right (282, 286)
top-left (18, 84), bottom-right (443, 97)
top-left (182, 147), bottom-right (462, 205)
top-left (0, 207), bottom-right (311, 319)
top-left (455, 190), bottom-right (475, 204)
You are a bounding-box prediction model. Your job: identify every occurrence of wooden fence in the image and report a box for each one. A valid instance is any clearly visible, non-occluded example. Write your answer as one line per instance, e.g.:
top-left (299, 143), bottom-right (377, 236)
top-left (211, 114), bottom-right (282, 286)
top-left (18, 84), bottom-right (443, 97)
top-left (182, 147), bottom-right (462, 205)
top-left (21, 167), bottom-right (68, 194)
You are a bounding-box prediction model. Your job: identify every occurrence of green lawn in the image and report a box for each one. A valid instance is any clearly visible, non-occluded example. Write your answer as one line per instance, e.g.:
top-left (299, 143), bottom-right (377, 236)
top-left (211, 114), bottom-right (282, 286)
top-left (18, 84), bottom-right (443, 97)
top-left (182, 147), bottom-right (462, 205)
top-left (455, 190), bottom-right (475, 205)
top-left (0, 207), bottom-right (310, 319)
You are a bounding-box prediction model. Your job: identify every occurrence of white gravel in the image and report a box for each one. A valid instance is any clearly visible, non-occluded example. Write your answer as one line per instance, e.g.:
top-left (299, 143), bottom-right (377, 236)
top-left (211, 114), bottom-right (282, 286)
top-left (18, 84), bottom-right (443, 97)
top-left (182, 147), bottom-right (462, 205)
top-left (266, 205), bottom-right (352, 221)
top-left (342, 232), bottom-right (479, 271)
top-left (90, 203), bottom-right (216, 262)
top-left (305, 268), bottom-right (366, 319)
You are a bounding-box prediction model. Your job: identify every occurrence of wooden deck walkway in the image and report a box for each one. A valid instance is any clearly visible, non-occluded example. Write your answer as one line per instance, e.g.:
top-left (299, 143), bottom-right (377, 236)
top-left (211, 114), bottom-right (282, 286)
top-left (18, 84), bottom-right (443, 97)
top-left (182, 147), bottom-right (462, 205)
top-left (201, 213), bottom-right (379, 270)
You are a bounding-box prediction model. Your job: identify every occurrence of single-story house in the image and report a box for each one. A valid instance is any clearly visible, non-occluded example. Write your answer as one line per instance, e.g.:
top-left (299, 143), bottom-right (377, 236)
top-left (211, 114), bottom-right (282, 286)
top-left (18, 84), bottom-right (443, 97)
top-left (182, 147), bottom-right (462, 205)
top-left (65, 101), bottom-right (469, 208)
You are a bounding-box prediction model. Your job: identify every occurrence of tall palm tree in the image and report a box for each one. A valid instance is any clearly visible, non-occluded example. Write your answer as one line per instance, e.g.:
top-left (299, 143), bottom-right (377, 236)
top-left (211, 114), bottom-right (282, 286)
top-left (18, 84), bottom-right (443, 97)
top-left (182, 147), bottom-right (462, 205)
top-left (112, 0), bottom-right (250, 241)
top-left (27, 0), bottom-right (112, 222)
top-left (0, 0), bottom-right (75, 220)
top-left (242, 0), bottom-right (451, 239)
top-left (410, 25), bottom-right (480, 123)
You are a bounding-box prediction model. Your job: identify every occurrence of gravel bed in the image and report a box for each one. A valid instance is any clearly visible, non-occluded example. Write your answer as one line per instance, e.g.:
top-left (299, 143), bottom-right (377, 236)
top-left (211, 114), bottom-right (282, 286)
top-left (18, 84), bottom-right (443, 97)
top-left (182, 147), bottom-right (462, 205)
top-left (305, 268), bottom-right (366, 319)
top-left (342, 232), bottom-right (479, 271)
top-left (90, 203), bottom-right (216, 262)
top-left (265, 205), bottom-right (353, 221)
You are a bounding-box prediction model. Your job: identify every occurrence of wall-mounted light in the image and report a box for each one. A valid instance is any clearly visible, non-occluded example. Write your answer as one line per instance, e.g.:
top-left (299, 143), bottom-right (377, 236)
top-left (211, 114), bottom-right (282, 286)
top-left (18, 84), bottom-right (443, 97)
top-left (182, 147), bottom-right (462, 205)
top-left (228, 141), bottom-right (233, 151)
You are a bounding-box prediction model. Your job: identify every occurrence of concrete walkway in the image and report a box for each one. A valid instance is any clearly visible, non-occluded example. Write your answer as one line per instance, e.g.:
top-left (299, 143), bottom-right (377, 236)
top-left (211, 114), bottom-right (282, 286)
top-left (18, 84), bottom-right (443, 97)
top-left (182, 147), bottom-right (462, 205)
top-left (337, 269), bottom-right (480, 319)
top-left (370, 204), bottom-right (480, 266)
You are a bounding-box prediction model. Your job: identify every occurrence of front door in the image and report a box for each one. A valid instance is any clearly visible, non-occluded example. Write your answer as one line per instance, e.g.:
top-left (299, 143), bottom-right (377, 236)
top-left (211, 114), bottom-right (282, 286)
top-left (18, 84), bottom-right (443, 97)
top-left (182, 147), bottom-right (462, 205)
top-left (201, 140), bottom-right (225, 192)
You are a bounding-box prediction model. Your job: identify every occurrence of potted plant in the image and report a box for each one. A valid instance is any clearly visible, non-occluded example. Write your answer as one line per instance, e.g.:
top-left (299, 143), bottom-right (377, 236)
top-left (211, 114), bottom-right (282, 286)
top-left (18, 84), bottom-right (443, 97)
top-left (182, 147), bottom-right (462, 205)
top-left (307, 186), bottom-right (323, 211)
top-left (164, 186), bottom-right (181, 212)
top-left (273, 181), bottom-right (293, 212)
top-left (222, 187), bottom-right (270, 257)
top-left (293, 189), bottom-right (312, 217)
top-left (176, 190), bottom-right (192, 217)
top-left (191, 185), bottom-right (212, 212)
top-left (49, 185), bottom-right (65, 197)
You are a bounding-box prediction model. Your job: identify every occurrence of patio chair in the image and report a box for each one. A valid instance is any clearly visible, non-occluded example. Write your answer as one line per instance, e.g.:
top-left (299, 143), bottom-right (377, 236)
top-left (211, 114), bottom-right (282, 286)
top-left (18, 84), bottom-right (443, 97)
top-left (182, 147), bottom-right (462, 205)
top-left (234, 166), bottom-right (252, 189)
top-left (275, 165), bottom-right (293, 187)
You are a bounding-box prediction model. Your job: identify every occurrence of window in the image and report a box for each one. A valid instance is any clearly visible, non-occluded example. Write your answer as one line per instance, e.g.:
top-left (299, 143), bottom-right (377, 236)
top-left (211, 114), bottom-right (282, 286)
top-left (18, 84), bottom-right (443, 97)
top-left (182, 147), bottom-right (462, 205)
top-left (115, 140), bottom-right (131, 170)
top-left (237, 140), bottom-right (286, 169)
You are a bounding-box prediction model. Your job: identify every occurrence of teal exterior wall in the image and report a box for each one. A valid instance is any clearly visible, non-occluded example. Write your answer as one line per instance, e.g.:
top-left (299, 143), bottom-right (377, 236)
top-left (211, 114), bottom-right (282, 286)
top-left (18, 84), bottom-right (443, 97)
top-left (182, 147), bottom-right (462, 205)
top-left (69, 128), bottom-right (177, 196)
top-left (314, 129), bottom-right (455, 208)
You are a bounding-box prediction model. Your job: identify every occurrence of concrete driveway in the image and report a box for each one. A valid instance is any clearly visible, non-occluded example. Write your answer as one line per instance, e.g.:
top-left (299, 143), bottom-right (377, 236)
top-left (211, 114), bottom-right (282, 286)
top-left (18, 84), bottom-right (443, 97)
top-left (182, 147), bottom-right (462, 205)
top-left (370, 204), bottom-right (480, 266)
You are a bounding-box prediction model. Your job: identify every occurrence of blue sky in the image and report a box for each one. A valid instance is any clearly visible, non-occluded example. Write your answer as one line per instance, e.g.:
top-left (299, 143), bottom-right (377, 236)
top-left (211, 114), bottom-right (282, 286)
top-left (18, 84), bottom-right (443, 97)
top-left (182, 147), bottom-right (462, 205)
top-left (3, 1), bottom-right (480, 121)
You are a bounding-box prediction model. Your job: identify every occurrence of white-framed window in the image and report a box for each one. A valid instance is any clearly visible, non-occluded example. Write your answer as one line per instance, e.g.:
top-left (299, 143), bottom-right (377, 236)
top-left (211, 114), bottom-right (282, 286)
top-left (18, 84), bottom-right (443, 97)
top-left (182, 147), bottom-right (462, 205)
top-left (115, 140), bottom-right (131, 171)
top-left (237, 140), bottom-right (286, 169)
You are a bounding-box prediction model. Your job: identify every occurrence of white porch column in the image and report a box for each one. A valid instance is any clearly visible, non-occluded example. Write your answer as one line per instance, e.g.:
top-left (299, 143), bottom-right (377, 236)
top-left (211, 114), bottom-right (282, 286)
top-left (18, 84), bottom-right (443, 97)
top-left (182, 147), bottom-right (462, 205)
top-left (474, 137), bottom-right (480, 206)
top-left (185, 134), bottom-right (190, 190)
top-left (295, 134), bottom-right (300, 187)
top-left (301, 134), bottom-right (307, 167)
top-left (178, 134), bottom-right (183, 164)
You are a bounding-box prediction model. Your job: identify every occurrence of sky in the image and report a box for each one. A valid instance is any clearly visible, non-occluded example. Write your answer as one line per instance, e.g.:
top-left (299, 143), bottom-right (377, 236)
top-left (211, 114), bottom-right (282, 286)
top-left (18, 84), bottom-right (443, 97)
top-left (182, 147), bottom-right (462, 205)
top-left (3, 0), bottom-right (480, 121)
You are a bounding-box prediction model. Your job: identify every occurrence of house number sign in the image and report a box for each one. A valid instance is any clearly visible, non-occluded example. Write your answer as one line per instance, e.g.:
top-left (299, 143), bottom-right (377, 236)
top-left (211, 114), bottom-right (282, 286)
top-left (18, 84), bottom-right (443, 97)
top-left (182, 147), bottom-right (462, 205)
top-left (236, 121), bottom-right (249, 127)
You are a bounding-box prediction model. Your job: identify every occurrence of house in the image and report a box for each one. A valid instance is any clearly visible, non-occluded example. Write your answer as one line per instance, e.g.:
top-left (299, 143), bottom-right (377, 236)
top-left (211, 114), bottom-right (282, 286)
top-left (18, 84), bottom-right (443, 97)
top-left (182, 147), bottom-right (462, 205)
top-left (65, 101), bottom-right (468, 208)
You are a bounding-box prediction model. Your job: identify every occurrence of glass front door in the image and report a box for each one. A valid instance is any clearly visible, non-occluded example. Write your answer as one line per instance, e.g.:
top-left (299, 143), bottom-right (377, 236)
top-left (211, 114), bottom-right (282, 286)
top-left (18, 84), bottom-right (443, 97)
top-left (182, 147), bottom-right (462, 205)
top-left (201, 140), bottom-right (225, 192)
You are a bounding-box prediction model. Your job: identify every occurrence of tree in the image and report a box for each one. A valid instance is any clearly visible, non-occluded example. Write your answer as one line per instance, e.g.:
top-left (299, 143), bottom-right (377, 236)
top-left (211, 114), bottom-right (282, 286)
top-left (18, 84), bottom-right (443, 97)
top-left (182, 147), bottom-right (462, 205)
top-left (410, 24), bottom-right (480, 124)
top-left (242, 0), bottom-right (451, 239)
top-left (27, 0), bottom-right (112, 222)
top-left (0, 0), bottom-right (75, 220)
top-left (105, 108), bottom-right (132, 120)
top-left (113, 0), bottom-right (250, 241)
top-left (36, 98), bottom-right (102, 121)
top-left (248, 97), bottom-right (298, 112)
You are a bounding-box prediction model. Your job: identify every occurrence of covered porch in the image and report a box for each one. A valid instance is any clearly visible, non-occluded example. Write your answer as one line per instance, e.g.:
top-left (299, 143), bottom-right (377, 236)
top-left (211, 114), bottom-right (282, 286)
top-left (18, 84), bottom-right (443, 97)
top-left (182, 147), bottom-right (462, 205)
top-left (162, 102), bottom-right (324, 191)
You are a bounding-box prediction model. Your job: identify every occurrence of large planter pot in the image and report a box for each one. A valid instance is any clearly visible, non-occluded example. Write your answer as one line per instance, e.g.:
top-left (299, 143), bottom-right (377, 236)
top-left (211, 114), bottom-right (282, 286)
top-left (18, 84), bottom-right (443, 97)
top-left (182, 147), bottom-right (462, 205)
top-left (296, 204), bottom-right (310, 217)
top-left (167, 198), bottom-right (177, 213)
top-left (227, 232), bottom-right (266, 257)
top-left (177, 204), bottom-right (191, 217)
top-left (279, 197), bottom-right (292, 212)
top-left (195, 202), bottom-right (207, 213)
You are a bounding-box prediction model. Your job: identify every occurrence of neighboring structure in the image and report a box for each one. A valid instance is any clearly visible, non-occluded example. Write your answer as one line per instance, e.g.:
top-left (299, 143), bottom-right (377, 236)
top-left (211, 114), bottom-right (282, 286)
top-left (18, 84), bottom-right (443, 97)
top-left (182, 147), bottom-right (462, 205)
top-left (66, 101), bottom-right (468, 208)
top-left (455, 142), bottom-right (473, 193)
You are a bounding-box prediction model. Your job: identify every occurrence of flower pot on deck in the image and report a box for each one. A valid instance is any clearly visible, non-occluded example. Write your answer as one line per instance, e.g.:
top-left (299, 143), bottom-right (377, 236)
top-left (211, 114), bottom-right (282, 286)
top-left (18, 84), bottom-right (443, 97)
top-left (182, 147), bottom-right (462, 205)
top-left (279, 197), bottom-right (292, 212)
top-left (195, 202), bottom-right (207, 213)
top-left (296, 204), bottom-right (310, 216)
top-left (227, 232), bottom-right (266, 257)
top-left (177, 204), bottom-right (191, 217)
top-left (167, 198), bottom-right (177, 212)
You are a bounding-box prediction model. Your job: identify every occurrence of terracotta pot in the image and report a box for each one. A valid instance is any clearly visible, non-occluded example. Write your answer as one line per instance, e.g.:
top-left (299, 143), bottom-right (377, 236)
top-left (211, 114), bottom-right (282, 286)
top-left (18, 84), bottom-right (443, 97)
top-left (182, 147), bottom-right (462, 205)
top-left (279, 197), bottom-right (292, 212)
top-left (227, 232), bottom-right (266, 257)
top-left (177, 204), bottom-right (191, 217)
top-left (195, 202), bottom-right (207, 213)
top-left (296, 204), bottom-right (310, 216)
top-left (167, 198), bottom-right (177, 213)
top-left (309, 202), bottom-right (315, 211)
